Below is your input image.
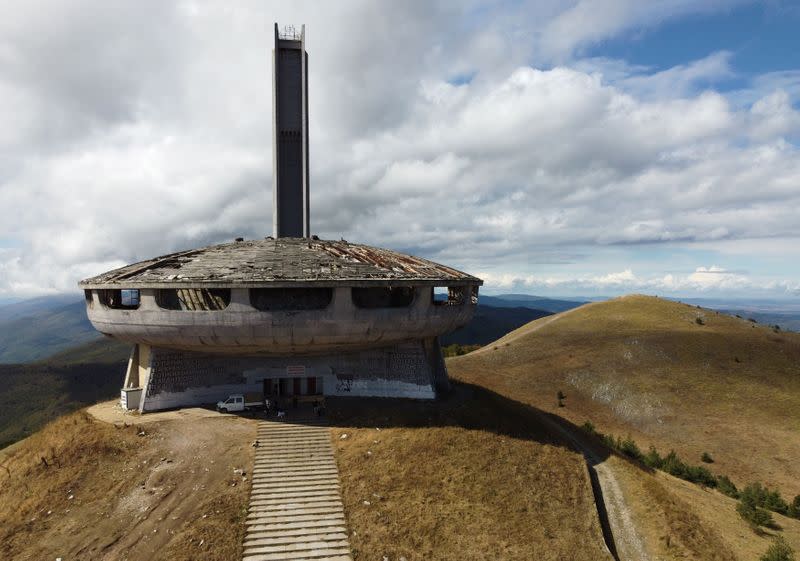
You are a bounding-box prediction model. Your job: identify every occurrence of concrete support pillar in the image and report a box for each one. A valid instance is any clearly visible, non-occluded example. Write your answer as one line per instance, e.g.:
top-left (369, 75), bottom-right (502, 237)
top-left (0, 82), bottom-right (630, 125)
top-left (122, 345), bottom-right (140, 388)
top-left (332, 287), bottom-right (351, 314)
top-left (424, 336), bottom-right (450, 396)
top-left (139, 289), bottom-right (158, 311)
top-left (228, 288), bottom-right (252, 312)
top-left (137, 343), bottom-right (153, 413)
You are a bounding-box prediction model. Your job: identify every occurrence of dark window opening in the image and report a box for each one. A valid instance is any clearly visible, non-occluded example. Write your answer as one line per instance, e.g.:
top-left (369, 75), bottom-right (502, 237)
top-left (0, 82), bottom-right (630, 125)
top-left (432, 286), bottom-right (467, 306)
top-left (471, 285), bottom-right (479, 305)
top-left (352, 286), bottom-right (415, 309)
top-left (99, 289), bottom-right (140, 310)
top-left (250, 287), bottom-right (332, 311)
top-left (156, 288), bottom-right (230, 311)
top-left (84, 289), bottom-right (94, 308)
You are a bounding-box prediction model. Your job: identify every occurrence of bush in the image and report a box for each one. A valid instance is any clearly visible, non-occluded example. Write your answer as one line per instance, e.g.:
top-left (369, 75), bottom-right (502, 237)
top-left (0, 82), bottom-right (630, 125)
top-left (789, 495), bottom-right (800, 519)
top-left (580, 420), bottom-right (595, 434)
top-left (717, 475), bottom-right (739, 499)
top-left (695, 317), bottom-right (705, 325)
top-left (643, 446), bottom-right (663, 469)
top-left (600, 433), bottom-right (616, 450)
top-left (760, 537), bottom-right (795, 561)
top-left (741, 482), bottom-right (789, 516)
top-left (618, 435), bottom-right (643, 461)
top-left (701, 451), bottom-right (714, 463)
top-left (737, 497), bottom-right (775, 529)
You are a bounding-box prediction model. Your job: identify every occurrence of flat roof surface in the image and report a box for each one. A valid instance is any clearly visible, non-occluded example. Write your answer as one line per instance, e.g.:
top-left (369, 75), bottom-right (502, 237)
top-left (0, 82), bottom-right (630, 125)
top-left (79, 238), bottom-right (482, 289)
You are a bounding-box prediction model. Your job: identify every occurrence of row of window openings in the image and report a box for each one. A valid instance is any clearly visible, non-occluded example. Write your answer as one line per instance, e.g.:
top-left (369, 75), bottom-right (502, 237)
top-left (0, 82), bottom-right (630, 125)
top-left (88, 286), bottom-right (478, 311)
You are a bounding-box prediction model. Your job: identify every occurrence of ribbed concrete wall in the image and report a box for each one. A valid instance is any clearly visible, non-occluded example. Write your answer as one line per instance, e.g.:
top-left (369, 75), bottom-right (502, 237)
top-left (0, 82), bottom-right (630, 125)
top-left (132, 339), bottom-right (438, 411)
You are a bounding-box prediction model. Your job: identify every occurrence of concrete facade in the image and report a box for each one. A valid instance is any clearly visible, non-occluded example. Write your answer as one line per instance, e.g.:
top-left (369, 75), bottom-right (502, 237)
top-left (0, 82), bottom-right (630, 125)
top-left (124, 339), bottom-right (441, 412)
top-left (84, 285), bottom-right (475, 355)
top-left (272, 23), bottom-right (309, 239)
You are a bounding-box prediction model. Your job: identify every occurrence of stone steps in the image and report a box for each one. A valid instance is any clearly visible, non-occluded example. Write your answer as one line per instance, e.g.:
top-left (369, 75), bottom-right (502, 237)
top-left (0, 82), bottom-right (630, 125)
top-left (244, 420), bottom-right (352, 561)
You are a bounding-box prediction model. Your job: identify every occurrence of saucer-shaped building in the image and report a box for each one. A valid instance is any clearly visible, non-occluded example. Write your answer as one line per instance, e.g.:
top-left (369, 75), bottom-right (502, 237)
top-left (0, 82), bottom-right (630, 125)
top-left (79, 25), bottom-right (482, 412)
top-left (80, 238), bottom-right (480, 411)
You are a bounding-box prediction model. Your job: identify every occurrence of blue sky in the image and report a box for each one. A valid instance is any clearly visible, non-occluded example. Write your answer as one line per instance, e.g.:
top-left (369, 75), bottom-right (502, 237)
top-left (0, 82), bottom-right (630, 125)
top-left (588, 2), bottom-right (800, 77)
top-left (0, 0), bottom-right (798, 300)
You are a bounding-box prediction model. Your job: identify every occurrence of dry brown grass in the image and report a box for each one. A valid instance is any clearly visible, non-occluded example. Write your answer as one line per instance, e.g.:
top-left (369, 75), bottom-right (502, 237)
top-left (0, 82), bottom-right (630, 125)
top-left (451, 295), bottom-right (800, 496)
top-left (450, 294), bottom-right (800, 559)
top-left (0, 407), bottom-right (255, 561)
top-left (328, 385), bottom-right (613, 561)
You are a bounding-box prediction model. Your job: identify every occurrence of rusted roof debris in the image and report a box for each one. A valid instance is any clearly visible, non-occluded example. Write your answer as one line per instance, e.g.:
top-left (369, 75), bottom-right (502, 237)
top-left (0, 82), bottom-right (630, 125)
top-left (79, 238), bottom-right (482, 288)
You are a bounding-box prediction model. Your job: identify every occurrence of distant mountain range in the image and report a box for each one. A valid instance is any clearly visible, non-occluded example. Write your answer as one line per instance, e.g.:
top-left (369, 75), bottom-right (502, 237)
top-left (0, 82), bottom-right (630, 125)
top-left (0, 298), bottom-right (100, 363)
top-left (479, 294), bottom-right (586, 313)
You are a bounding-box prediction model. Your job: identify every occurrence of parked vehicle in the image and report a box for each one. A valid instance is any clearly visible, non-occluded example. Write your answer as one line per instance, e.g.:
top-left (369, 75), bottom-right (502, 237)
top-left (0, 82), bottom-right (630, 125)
top-left (216, 393), bottom-right (263, 413)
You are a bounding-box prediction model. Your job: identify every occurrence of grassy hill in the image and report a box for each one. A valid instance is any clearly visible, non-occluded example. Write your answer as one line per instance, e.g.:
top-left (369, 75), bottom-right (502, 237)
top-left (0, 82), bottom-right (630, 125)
top-left (0, 409), bottom-right (254, 561)
top-left (441, 304), bottom-right (550, 346)
top-left (0, 334), bottom-right (129, 448)
top-left (449, 295), bottom-right (800, 499)
top-left (328, 384), bottom-right (614, 560)
top-left (42, 337), bottom-right (130, 365)
top-left (0, 360), bottom-right (126, 448)
top-left (449, 295), bottom-right (800, 559)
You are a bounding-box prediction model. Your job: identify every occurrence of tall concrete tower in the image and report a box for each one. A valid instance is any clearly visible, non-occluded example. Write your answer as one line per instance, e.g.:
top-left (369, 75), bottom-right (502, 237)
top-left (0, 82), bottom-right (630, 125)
top-left (272, 23), bottom-right (310, 238)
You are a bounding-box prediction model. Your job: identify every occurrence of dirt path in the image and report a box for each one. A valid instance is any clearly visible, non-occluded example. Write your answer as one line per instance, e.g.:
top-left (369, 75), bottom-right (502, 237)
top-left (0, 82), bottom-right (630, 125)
top-left (539, 415), bottom-right (651, 561)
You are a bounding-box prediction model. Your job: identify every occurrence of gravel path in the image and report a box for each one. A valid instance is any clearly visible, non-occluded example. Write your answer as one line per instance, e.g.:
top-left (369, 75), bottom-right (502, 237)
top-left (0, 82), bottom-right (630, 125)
top-left (540, 415), bottom-right (651, 561)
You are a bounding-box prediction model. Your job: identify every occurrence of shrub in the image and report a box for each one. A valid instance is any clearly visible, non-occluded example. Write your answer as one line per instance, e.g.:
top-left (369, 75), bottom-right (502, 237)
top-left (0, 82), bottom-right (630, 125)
top-left (643, 446), bottom-right (663, 469)
top-left (600, 433), bottom-right (616, 450)
top-left (618, 435), bottom-right (643, 461)
top-left (717, 475), bottom-right (739, 499)
top-left (737, 497), bottom-right (775, 529)
top-left (789, 495), bottom-right (800, 519)
top-left (760, 537), bottom-right (795, 561)
top-left (741, 482), bottom-right (789, 516)
top-left (661, 450), bottom-right (688, 478)
top-left (580, 421), bottom-right (595, 434)
top-left (701, 451), bottom-right (714, 463)
top-left (695, 317), bottom-right (705, 325)
top-left (684, 465), bottom-right (717, 487)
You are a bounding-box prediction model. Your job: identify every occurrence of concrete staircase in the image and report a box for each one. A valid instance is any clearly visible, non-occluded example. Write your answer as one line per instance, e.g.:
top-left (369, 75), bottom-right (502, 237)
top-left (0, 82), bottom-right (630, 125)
top-left (243, 417), bottom-right (353, 561)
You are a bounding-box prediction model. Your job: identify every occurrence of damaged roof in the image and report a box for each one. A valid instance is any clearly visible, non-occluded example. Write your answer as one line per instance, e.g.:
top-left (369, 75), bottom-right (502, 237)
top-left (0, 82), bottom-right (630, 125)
top-left (79, 238), bottom-right (483, 289)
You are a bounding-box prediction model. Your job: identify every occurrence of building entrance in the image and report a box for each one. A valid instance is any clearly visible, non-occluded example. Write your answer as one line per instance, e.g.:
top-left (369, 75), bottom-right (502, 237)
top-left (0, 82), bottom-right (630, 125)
top-left (263, 377), bottom-right (323, 397)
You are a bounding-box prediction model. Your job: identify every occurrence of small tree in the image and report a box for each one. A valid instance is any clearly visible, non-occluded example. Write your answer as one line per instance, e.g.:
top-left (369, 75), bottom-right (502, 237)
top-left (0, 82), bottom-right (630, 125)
top-left (617, 435), bottom-right (643, 461)
top-left (701, 451), bottom-right (714, 463)
top-left (737, 499), bottom-right (775, 529)
top-left (760, 537), bottom-right (795, 561)
top-left (717, 475), bottom-right (739, 499)
top-left (788, 495), bottom-right (800, 519)
top-left (643, 446), bottom-right (663, 469)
